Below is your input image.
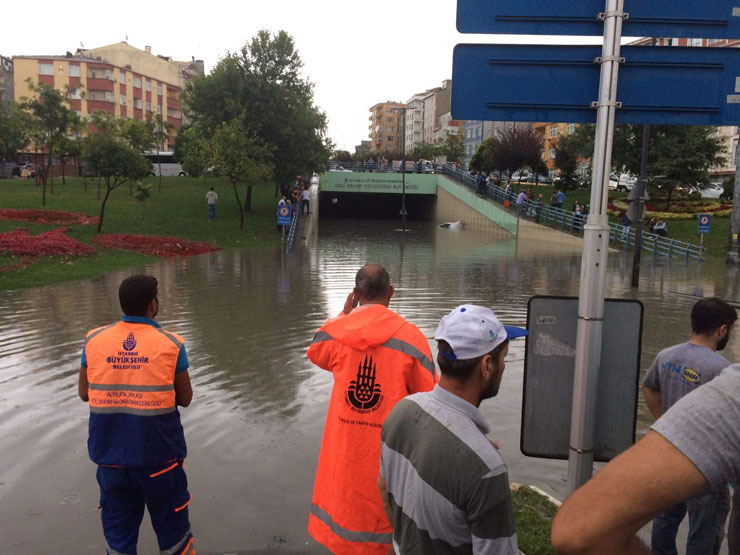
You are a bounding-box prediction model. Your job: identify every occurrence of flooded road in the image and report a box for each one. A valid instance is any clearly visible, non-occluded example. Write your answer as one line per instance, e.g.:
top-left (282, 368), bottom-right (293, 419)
top-left (1, 219), bottom-right (739, 553)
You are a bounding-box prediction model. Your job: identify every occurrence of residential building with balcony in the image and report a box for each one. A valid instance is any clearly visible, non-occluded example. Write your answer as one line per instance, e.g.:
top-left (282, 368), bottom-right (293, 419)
top-left (0, 55), bottom-right (13, 107)
top-left (13, 53), bottom-right (183, 149)
top-left (368, 101), bottom-right (405, 153)
top-left (433, 111), bottom-right (461, 145)
top-left (462, 121), bottom-right (522, 169)
top-left (404, 94), bottom-right (425, 153)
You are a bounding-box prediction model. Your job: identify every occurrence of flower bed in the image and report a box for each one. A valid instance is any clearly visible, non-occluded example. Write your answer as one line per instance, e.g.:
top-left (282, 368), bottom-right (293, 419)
top-left (0, 228), bottom-right (96, 258)
top-left (93, 234), bottom-right (221, 258)
top-left (611, 200), bottom-right (732, 220)
top-left (0, 209), bottom-right (99, 226)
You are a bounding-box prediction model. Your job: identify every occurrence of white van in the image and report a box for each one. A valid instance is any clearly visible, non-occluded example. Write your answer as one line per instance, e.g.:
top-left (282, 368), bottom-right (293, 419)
top-left (145, 152), bottom-right (187, 177)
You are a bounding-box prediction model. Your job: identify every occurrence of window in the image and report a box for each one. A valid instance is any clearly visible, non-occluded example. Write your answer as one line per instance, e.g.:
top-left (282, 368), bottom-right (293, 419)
top-left (157, 105), bottom-right (162, 114)
top-left (386, 126), bottom-right (393, 132)
top-left (105, 91), bottom-right (113, 102)
top-left (157, 84), bottom-right (162, 95)
top-left (104, 69), bottom-right (113, 80)
top-left (134, 98), bottom-right (142, 109)
top-left (119, 94), bottom-right (126, 105)
top-left (38, 62), bottom-right (54, 75)
top-left (145, 80), bottom-right (151, 92)
top-left (476, 127), bottom-right (482, 137)
top-left (387, 136), bottom-right (394, 142)
top-left (550, 127), bottom-right (558, 138)
top-left (69, 65), bottom-right (80, 77)
top-left (119, 71), bottom-right (126, 84)
top-left (69, 88), bottom-right (81, 99)
top-left (387, 117), bottom-right (394, 123)
top-left (146, 101), bottom-right (151, 111)
top-left (689, 38), bottom-right (703, 47)
top-left (133, 76), bottom-right (142, 88)
top-left (708, 39), bottom-right (723, 45)
top-left (567, 123), bottom-right (576, 135)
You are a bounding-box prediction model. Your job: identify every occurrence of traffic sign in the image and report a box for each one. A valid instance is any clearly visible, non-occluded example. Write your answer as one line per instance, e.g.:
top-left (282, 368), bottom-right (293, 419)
top-left (457, 0), bottom-right (740, 39)
top-left (451, 44), bottom-right (740, 126)
top-left (698, 213), bottom-right (712, 234)
top-left (277, 204), bottom-right (292, 227)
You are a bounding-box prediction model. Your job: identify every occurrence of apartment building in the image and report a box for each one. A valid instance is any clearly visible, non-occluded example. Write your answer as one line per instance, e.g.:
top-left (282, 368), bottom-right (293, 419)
top-left (461, 121), bottom-right (522, 169)
top-left (14, 54), bottom-right (183, 149)
top-left (368, 101), bottom-right (405, 153)
top-left (404, 94), bottom-right (425, 153)
top-left (434, 112), bottom-right (461, 144)
top-left (0, 55), bottom-right (13, 106)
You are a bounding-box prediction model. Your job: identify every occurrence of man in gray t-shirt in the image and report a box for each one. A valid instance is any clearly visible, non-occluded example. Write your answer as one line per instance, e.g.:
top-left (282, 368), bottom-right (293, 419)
top-left (642, 297), bottom-right (736, 555)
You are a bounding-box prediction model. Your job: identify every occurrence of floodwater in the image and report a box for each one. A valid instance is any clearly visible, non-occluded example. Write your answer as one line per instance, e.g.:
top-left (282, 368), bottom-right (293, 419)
top-left (1, 218), bottom-right (739, 554)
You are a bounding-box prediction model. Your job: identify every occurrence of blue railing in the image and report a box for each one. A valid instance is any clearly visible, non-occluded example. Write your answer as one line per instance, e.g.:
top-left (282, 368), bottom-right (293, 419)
top-left (441, 164), bottom-right (705, 261)
top-left (286, 205), bottom-right (301, 254)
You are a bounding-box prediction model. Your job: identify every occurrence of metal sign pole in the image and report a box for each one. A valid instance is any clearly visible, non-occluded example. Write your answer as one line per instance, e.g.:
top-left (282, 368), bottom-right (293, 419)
top-left (729, 143), bottom-right (740, 263)
top-left (567, 0), bottom-right (625, 493)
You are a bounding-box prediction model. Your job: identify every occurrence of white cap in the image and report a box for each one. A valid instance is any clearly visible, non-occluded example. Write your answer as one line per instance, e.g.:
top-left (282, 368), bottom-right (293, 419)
top-left (434, 304), bottom-right (528, 361)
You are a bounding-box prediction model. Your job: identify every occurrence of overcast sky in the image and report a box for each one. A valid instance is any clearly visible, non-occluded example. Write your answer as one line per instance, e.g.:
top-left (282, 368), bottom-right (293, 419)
top-left (2, 0), bottom-right (607, 151)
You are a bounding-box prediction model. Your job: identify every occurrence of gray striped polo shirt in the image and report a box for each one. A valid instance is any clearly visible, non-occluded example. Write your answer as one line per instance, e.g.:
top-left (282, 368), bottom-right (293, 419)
top-left (380, 385), bottom-right (518, 554)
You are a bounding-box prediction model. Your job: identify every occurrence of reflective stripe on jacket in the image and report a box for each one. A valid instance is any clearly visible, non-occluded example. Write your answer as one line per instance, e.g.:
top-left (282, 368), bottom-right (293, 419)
top-left (307, 304), bottom-right (437, 554)
top-left (85, 321), bottom-right (186, 466)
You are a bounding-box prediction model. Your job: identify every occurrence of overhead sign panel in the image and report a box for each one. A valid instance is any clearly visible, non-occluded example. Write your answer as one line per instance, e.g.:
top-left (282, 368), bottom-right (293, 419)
top-left (451, 44), bottom-right (740, 126)
top-left (457, 0), bottom-right (740, 38)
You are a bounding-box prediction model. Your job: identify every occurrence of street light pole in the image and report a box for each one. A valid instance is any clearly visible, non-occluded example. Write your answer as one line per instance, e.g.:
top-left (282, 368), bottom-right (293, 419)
top-left (401, 107), bottom-right (407, 232)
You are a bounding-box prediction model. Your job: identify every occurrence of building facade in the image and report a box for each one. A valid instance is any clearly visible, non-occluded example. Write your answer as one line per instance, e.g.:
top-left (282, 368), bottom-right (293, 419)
top-left (14, 54), bottom-right (183, 149)
top-left (0, 55), bottom-right (13, 107)
top-left (404, 95), bottom-right (425, 153)
top-left (461, 121), bottom-right (522, 169)
top-left (368, 101), bottom-right (405, 153)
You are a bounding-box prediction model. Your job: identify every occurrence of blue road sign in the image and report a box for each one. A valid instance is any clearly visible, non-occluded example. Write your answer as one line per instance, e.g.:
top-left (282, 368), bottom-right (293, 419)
top-left (277, 204), bottom-right (292, 227)
top-left (451, 44), bottom-right (740, 125)
top-left (698, 213), bottom-right (712, 234)
top-left (457, 0), bottom-right (740, 39)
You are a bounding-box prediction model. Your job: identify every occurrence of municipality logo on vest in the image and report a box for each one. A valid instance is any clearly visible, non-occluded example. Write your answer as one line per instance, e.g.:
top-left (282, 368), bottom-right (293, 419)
top-left (122, 332), bottom-right (137, 352)
top-left (345, 355), bottom-right (384, 413)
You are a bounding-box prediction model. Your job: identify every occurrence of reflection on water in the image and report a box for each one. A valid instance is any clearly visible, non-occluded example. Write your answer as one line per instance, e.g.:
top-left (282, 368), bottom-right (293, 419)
top-left (0, 219), bottom-right (738, 553)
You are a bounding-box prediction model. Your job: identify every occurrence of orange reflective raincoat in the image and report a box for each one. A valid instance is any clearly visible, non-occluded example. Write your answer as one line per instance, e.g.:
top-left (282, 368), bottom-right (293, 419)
top-left (307, 304), bottom-right (437, 554)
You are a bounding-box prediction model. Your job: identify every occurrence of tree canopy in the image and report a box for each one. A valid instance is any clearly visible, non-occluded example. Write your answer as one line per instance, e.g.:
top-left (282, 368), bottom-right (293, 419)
top-left (182, 30), bottom-right (332, 184)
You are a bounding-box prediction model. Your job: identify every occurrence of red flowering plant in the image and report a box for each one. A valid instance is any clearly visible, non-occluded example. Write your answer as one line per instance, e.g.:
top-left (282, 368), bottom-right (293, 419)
top-left (0, 209), bottom-right (99, 226)
top-left (93, 234), bottom-right (221, 258)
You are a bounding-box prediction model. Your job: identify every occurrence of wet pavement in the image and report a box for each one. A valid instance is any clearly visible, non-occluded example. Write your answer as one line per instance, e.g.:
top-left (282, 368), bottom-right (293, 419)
top-left (1, 218), bottom-right (738, 553)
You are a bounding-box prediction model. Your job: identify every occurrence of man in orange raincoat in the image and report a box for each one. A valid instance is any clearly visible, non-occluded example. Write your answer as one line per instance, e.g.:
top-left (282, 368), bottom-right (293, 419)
top-left (307, 264), bottom-right (437, 554)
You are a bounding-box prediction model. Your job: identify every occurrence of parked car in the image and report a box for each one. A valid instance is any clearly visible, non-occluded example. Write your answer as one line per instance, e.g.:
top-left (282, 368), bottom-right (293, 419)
top-left (694, 182), bottom-right (724, 199)
top-left (329, 165), bottom-right (352, 173)
top-left (616, 173), bottom-right (637, 191)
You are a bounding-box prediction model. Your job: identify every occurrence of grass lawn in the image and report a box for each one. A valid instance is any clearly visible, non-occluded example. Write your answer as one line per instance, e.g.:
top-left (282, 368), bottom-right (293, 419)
top-left (0, 175), bottom-right (284, 290)
top-left (512, 485), bottom-right (558, 555)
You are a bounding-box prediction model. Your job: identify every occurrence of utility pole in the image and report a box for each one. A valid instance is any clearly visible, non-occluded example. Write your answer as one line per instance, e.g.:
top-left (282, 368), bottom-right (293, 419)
top-left (400, 107), bottom-right (407, 232)
top-left (631, 38), bottom-right (656, 287)
top-left (729, 135), bottom-right (740, 263)
top-left (568, 0), bottom-right (625, 492)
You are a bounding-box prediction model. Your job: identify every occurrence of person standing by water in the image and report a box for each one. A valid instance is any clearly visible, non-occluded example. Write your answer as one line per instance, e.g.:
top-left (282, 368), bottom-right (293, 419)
top-left (78, 275), bottom-right (195, 555)
top-left (306, 264), bottom-right (437, 554)
top-left (301, 186), bottom-right (311, 215)
top-left (379, 305), bottom-right (527, 554)
top-left (206, 186), bottom-right (218, 221)
top-left (642, 297), bottom-right (737, 555)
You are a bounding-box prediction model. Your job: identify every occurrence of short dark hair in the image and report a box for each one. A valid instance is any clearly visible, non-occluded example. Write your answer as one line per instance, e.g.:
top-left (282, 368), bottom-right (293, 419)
top-left (355, 264), bottom-right (391, 300)
top-left (691, 297), bottom-right (737, 335)
top-left (119, 275), bottom-right (158, 317)
top-left (437, 339), bottom-right (509, 382)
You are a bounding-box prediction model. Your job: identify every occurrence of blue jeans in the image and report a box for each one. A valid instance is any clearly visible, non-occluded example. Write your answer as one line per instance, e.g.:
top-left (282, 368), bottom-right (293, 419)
top-left (651, 486), bottom-right (730, 555)
top-left (208, 203), bottom-right (215, 220)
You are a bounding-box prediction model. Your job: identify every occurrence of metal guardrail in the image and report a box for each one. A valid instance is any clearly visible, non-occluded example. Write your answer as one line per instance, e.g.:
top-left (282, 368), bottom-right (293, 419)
top-left (286, 204), bottom-right (301, 254)
top-left (441, 164), bottom-right (705, 261)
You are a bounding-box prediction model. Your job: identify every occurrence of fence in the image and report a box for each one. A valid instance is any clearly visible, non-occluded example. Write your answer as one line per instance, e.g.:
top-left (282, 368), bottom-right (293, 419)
top-left (285, 204), bottom-right (302, 254)
top-left (441, 165), bottom-right (705, 261)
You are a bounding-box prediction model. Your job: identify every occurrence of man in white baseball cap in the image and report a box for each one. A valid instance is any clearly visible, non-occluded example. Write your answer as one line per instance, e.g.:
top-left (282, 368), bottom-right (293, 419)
top-left (379, 305), bottom-right (528, 554)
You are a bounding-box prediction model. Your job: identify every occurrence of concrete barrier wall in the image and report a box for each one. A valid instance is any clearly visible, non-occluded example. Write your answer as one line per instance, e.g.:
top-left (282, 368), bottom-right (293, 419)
top-left (436, 176), bottom-right (519, 235)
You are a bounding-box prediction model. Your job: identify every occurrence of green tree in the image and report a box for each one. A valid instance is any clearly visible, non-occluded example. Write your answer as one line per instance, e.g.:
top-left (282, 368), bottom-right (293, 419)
top-left (408, 143), bottom-right (437, 161)
top-left (175, 126), bottom-right (212, 181)
top-left (553, 134), bottom-right (581, 191)
top-left (149, 114), bottom-right (174, 190)
top-left (119, 118), bottom-right (155, 194)
top-left (470, 137), bottom-right (498, 173)
top-left (0, 101), bottom-right (31, 163)
top-left (21, 81), bottom-right (76, 205)
top-left (210, 120), bottom-right (273, 229)
top-left (82, 133), bottom-right (150, 233)
top-left (183, 30), bottom-right (332, 194)
top-left (133, 182), bottom-right (153, 220)
top-left (436, 136), bottom-right (464, 164)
